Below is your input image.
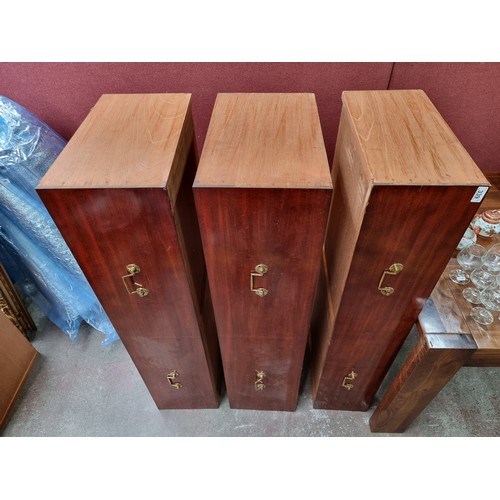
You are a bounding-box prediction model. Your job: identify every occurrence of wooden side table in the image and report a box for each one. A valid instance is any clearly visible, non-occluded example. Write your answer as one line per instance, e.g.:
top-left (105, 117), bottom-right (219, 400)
top-left (370, 185), bottom-right (500, 433)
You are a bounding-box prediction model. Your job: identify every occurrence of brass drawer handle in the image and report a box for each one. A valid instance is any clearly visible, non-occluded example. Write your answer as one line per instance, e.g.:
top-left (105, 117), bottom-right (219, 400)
top-left (378, 263), bottom-right (403, 296)
top-left (167, 370), bottom-right (182, 389)
top-left (251, 264), bottom-right (268, 297)
top-left (122, 264), bottom-right (149, 297)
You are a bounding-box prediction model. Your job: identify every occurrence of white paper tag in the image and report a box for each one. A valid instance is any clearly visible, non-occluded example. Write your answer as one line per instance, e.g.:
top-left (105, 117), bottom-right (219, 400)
top-left (471, 186), bottom-right (489, 203)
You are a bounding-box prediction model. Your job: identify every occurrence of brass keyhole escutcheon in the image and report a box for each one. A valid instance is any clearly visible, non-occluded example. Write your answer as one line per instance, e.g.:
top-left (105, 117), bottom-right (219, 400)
top-left (378, 263), bottom-right (404, 296)
top-left (122, 263), bottom-right (150, 298)
top-left (251, 264), bottom-right (268, 297)
top-left (167, 370), bottom-right (182, 390)
top-left (255, 370), bottom-right (266, 391)
top-left (342, 371), bottom-right (357, 390)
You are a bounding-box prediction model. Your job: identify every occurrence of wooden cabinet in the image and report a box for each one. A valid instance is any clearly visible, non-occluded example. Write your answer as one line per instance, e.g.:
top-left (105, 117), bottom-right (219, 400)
top-left (37, 94), bottom-right (221, 409)
top-left (310, 90), bottom-right (490, 411)
top-left (194, 93), bottom-right (332, 410)
top-left (0, 263), bottom-right (36, 339)
top-left (0, 309), bottom-right (38, 430)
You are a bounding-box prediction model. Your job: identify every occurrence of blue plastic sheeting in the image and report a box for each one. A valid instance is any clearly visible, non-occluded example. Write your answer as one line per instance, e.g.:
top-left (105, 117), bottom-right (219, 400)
top-left (0, 96), bottom-right (119, 345)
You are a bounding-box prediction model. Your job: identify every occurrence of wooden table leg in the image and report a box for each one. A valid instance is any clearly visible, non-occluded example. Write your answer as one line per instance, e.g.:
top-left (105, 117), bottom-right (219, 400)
top-left (369, 331), bottom-right (476, 433)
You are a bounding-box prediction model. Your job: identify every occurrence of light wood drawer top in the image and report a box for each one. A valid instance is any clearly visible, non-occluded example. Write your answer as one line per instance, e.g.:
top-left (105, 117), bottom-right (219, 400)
top-left (342, 89), bottom-right (488, 187)
top-left (38, 93), bottom-right (192, 190)
top-left (194, 93), bottom-right (332, 190)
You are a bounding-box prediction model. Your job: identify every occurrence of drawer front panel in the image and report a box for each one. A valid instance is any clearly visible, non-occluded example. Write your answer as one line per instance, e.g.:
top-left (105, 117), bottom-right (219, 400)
top-left (195, 187), bottom-right (331, 341)
top-left (38, 187), bottom-right (220, 408)
top-left (0, 308), bottom-right (39, 427)
top-left (195, 187), bottom-right (331, 410)
top-left (218, 335), bottom-right (307, 411)
top-left (126, 335), bottom-right (219, 409)
top-left (331, 185), bottom-right (481, 332)
top-left (38, 188), bottom-right (200, 341)
top-left (313, 184), bottom-right (482, 410)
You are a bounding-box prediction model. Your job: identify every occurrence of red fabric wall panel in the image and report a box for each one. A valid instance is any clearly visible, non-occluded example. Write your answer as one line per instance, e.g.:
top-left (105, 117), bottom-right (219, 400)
top-left (4, 62), bottom-right (495, 172)
top-left (0, 62), bottom-right (392, 163)
top-left (389, 62), bottom-right (500, 173)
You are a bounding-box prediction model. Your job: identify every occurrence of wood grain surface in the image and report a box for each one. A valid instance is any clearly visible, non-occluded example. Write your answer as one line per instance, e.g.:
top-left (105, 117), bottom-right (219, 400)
top-left (425, 264), bottom-right (500, 350)
top-left (38, 186), bottom-right (221, 409)
top-left (38, 93), bottom-right (193, 190)
top-left (194, 93), bottom-right (332, 410)
top-left (417, 184), bottom-right (500, 350)
top-left (311, 89), bottom-right (490, 411)
top-left (194, 93), bottom-right (332, 189)
top-left (37, 95), bottom-right (221, 409)
top-left (0, 264), bottom-right (36, 338)
top-left (342, 90), bottom-right (487, 186)
top-left (195, 188), bottom-right (331, 410)
top-left (313, 185), bottom-right (483, 410)
top-left (369, 182), bottom-right (500, 432)
top-left (369, 330), bottom-right (476, 433)
top-left (0, 310), bottom-right (38, 429)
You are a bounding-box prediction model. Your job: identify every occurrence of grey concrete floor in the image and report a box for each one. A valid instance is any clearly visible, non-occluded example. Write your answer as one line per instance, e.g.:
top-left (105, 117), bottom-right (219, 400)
top-left (4, 305), bottom-right (500, 500)
top-left (3, 305), bottom-right (500, 438)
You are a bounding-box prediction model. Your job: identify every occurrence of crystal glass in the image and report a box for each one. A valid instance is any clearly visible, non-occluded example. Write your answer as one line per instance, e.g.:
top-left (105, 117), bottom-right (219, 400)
top-left (463, 287), bottom-right (482, 304)
top-left (449, 268), bottom-right (470, 284)
top-left (470, 269), bottom-right (497, 289)
top-left (480, 286), bottom-right (500, 312)
top-left (463, 267), bottom-right (496, 304)
top-left (456, 225), bottom-right (477, 251)
top-left (450, 244), bottom-right (486, 284)
top-left (470, 284), bottom-right (500, 326)
top-left (481, 243), bottom-right (500, 273)
top-left (471, 306), bottom-right (494, 325)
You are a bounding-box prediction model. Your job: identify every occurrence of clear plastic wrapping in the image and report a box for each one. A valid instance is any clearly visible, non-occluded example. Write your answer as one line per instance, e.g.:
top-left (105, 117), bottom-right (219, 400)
top-left (0, 96), bottom-right (119, 345)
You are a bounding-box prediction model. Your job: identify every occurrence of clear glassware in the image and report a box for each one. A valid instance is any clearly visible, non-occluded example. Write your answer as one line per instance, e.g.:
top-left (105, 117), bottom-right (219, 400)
top-left (471, 306), bottom-right (494, 325)
top-left (480, 286), bottom-right (500, 312)
top-left (481, 243), bottom-right (500, 274)
top-left (470, 269), bottom-right (497, 289)
top-left (456, 225), bottom-right (477, 251)
top-left (463, 287), bottom-right (482, 304)
top-left (463, 267), bottom-right (496, 304)
top-left (449, 268), bottom-right (470, 284)
top-left (450, 244), bottom-right (486, 284)
top-left (470, 284), bottom-right (500, 325)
